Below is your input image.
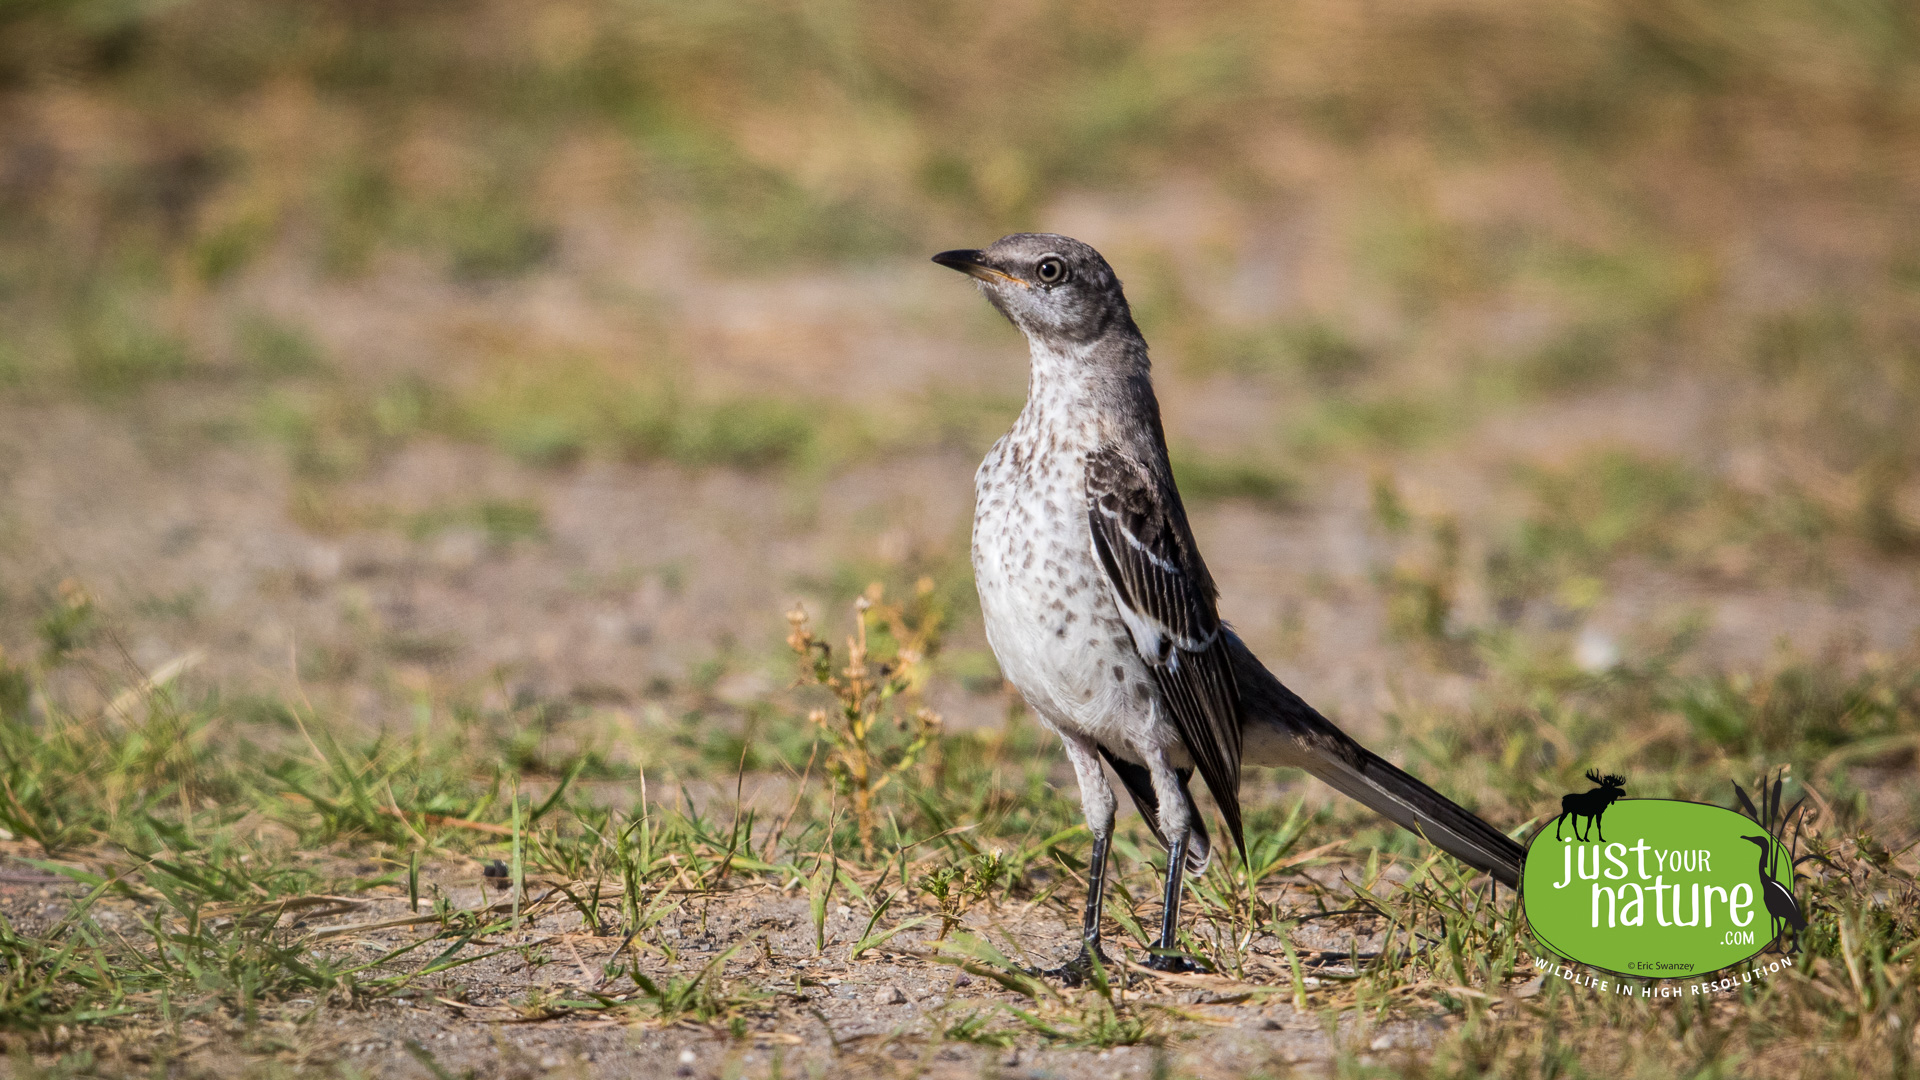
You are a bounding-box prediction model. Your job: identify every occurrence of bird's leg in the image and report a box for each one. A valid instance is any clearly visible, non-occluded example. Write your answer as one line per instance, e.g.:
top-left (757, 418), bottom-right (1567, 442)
top-left (1032, 831), bottom-right (1114, 986)
top-left (1144, 831), bottom-right (1200, 972)
top-left (1033, 734), bottom-right (1117, 985)
top-left (1143, 750), bottom-right (1202, 974)
top-left (1070, 831), bottom-right (1114, 974)
top-left (1081, 829), bottom-right (1111, 945)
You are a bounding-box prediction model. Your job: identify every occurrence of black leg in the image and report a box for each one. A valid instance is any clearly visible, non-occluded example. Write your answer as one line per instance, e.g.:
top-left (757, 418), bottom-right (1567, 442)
top-left (1157, 831), bottom-right (1186, 947)
top-left (1081, 829), bottom-right (1110, 946)
top-left (1145, 831), bottom-right (1201, 973)
top-left (1033, 831), bottom-right (1114, 985)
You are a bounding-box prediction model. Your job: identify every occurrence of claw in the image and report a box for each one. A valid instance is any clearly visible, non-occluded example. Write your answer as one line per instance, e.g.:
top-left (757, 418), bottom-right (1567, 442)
top-left (1142, 949), bottom-right (1205, 974)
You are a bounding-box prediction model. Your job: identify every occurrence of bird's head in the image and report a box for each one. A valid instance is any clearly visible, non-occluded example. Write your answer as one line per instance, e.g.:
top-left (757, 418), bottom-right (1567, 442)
top-left (1741, 834), bottom-right (1772, 850)
top-left (932, 234), bottom-right (1133, 345)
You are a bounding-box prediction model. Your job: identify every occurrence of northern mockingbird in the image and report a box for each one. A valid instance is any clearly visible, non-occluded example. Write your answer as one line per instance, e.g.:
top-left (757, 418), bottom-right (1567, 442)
top-left (934, 233), bottom-right (1523, 979)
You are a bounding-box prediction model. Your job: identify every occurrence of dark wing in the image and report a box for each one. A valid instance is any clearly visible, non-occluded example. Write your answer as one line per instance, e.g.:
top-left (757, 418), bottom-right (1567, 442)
top-left (1085, 446), bottom-right (1245, 857)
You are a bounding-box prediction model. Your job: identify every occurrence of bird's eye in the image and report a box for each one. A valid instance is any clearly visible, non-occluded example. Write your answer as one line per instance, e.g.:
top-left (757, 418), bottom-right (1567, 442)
top-left (1035, 256), bottom-right (1068, 284)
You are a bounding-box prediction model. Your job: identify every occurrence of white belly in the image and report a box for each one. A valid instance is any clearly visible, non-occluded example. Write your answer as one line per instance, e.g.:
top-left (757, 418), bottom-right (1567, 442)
top-left (970, 436), bottom-right (1167, 758)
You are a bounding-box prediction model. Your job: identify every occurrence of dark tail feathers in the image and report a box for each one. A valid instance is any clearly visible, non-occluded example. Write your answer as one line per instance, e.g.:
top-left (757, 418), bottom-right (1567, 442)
top-left (1228, 632), bottom-right (1524, 887)
top-left (1298, 738), bottom-right (1524, 887)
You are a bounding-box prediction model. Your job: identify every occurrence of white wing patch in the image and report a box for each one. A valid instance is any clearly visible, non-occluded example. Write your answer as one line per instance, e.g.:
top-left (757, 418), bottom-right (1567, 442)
top-left (1088, 507), bottom-right (1218, 662)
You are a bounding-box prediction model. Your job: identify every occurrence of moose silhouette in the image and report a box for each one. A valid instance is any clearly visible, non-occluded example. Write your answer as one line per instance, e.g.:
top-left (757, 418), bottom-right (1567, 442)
top-left (1554, 769), bottom-right (1627, 842)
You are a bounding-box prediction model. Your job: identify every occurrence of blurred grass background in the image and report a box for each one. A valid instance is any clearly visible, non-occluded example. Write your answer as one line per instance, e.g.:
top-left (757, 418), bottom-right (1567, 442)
top-left (1, 1), bottom-right (1919, 1075)
top-left (5, 0), bottom-right (1919, 474)
top-left (4, 0), bottom-right (1919, 536)
top-left (4, 0), bottom-right (1917, 722)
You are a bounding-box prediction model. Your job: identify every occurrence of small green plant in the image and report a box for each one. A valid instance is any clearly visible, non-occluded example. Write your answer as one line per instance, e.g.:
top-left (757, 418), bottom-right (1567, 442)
top-left (786, 586), bottom-right (943, 860)
top-left (917, 851), bottom-right (1011, 940)
top-left (807, 854), bottom-right (836, 953)
top-left (624, 938), bottom-right (766, 1024)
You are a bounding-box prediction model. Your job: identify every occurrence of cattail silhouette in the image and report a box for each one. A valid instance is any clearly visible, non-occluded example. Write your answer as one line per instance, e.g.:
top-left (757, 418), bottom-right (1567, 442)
top-left (1741, 834), bottom-right (1806, 948)
top-left (1554, 769), bottom-right (1626, 842)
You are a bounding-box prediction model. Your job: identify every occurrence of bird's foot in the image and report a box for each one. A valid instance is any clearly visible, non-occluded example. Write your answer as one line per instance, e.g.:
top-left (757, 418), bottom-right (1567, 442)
top-left (1142, 948), bottom-right (1207, 975)
top-left (1029, 944), bottom-right (1118, 987)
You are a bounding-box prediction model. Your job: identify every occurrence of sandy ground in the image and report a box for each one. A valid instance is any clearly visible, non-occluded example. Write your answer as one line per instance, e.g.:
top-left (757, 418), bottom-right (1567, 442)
top-left (0, 847), bottom-right (1477, 1079)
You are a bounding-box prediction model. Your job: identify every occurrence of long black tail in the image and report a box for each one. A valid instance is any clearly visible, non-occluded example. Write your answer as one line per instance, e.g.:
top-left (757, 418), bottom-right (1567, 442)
top-left (1227, 633), bottom-right (1524, 887)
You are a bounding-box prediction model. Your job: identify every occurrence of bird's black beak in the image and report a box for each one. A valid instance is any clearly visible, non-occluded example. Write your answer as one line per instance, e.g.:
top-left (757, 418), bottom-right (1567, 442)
top-left (932, 249), bottom-right (1026, 287)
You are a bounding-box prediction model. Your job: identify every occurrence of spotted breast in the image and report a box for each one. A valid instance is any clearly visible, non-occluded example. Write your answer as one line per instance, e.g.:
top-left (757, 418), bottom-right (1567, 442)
top-left (969, 349), bottom-right (1171, 761)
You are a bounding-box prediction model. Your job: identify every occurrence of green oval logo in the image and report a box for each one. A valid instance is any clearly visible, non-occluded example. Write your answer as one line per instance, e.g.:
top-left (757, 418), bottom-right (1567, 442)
top-left (1522, 799), bottom-right (1798, 978)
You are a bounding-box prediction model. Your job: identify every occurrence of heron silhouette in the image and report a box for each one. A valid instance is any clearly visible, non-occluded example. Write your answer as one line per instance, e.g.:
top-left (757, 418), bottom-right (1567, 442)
top-left (1741, 834), bottom-right (1806, 948)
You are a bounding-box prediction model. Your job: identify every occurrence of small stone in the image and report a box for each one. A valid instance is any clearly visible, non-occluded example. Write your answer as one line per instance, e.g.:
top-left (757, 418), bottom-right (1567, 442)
top-left (874, 986), bottom-right (906, 1005)
top-left (1370, 1033), bottom-right (1396, 1051)
top-left (481, 860), bottom-right (510, 889)
top-left (678, 1049), bottom-right (696, 1065)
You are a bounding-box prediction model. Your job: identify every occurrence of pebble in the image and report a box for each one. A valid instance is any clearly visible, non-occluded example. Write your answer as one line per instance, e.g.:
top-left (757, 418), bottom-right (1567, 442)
top-left (874, 986), bottom-right (906, 1005)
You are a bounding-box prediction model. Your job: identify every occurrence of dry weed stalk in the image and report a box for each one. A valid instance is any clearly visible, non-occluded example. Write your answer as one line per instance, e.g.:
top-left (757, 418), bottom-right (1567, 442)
top-left (786, 583), bottom-right (943, 861)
